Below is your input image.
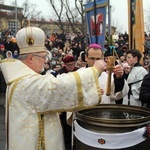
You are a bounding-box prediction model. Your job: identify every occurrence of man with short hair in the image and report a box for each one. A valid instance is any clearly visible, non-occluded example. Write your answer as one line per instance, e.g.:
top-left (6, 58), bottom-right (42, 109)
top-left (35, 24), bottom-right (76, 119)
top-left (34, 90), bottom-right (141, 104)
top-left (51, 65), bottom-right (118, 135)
top-left (0, 27), bottom-right (106, 150)
top-left (51, 55), bottom-right (79, 78)
top-left (66, 44), bottom-right (129, 149)
top-left (123, 49), bottom-right (148, 106)
top-left (85, 44), bottom-right (129, 104)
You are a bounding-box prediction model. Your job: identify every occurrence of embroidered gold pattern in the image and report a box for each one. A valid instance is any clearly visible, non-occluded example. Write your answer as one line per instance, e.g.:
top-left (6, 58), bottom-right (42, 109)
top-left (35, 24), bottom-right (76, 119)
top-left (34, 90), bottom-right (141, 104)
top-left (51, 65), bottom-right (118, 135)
top-left (6, 78), bottom-right (23, 149)
top-left (6, 74), bottom-right (39, 149)
top-left (72, 71), bottom-right (83, 108)
top-left (8, 81), bottom-right (19, 105)
top-left (7, 74), bottom-right (31, 86)
top-left (26, 36), bottom-right (34, 45)
top-left (0, 59), bottom-right (17, 63)
top-left (92, 67), bottom-right (101, 103)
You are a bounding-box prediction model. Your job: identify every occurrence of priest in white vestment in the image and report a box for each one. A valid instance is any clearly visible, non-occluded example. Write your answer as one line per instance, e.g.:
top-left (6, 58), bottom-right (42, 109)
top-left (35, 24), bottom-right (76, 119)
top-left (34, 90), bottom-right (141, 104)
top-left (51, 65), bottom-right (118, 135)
top-left (0, 27), bottom-right (107, 150)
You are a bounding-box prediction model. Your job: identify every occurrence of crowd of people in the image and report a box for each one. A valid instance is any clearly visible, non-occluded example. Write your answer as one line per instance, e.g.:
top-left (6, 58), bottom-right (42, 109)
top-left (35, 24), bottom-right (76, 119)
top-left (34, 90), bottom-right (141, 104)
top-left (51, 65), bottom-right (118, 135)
top-left (0, 27), bottom-right (150, 149)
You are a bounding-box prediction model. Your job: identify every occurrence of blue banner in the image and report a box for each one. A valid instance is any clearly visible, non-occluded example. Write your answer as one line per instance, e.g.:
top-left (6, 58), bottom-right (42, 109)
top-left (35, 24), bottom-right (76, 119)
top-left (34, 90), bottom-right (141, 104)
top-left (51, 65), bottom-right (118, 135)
top-left (85, 0), bottom-right (108, 49)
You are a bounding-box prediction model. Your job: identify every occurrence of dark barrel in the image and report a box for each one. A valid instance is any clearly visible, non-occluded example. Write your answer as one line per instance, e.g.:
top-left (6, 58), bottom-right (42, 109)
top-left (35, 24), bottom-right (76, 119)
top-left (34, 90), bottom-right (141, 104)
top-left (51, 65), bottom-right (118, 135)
top-left (73, 104), bottom-right (150, 150)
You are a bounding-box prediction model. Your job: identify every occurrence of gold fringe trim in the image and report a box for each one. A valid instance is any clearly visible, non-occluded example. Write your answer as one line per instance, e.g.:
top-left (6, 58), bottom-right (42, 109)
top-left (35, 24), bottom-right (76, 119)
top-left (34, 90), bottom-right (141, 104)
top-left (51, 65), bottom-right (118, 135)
top-left (37, 114), bottom-right (45, 150)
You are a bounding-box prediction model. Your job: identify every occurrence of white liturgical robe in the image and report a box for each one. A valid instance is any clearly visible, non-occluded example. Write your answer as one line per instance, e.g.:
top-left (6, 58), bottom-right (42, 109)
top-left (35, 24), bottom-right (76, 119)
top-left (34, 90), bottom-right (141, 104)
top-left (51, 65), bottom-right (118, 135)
top-left (99, 71), bottom-right (129, 104)
top-left (123, 66), bottom-right (148, 106)
top-left (0, 59), bottom-right (101, 150)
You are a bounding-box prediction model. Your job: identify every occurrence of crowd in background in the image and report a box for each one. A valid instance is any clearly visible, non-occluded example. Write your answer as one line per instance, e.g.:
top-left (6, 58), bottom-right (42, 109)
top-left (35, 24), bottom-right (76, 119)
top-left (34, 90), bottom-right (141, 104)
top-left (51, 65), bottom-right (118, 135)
top-left (0, 29), bottom-right (150, 93)
top-left (1, 29), bottom-right (150, 150)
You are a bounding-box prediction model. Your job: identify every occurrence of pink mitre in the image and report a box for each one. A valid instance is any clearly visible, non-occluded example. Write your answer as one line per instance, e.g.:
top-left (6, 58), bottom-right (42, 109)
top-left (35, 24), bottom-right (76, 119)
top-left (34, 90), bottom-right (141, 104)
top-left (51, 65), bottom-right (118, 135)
top-left (88, 44), bottom-right (102, 49)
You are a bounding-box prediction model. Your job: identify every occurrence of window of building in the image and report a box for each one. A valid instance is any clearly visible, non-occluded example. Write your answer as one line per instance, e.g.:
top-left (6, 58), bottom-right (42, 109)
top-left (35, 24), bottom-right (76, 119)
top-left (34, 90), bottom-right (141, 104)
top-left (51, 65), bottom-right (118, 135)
top-left (8, 21), bottom-right (18, 32)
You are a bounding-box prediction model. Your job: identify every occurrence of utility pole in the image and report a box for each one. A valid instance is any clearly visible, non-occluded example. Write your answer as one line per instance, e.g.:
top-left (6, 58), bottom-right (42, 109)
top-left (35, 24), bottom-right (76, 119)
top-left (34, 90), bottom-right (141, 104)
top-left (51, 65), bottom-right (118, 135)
top-left (107, 0), bottom-right (113, 46)
top-left (93, 0), bottom-right (98, 44)
top-left (15, 0), bottom-right (18, 35)
top-left (108, 0), bottom-right (111, 37)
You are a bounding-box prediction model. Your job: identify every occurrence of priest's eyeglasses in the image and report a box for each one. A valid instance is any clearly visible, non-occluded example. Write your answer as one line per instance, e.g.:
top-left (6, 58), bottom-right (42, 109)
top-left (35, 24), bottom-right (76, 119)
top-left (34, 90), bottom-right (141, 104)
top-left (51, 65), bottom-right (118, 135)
top-left (33, 54), bottom-right (47, 60)
top-left (88, 57), bottom-right (102, 61)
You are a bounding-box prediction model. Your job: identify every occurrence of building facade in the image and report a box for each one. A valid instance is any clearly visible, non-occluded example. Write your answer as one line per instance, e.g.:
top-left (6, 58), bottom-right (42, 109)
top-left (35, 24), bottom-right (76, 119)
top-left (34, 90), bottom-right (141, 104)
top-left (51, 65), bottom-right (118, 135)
top-left (0, 4), bottom-right (116, 37)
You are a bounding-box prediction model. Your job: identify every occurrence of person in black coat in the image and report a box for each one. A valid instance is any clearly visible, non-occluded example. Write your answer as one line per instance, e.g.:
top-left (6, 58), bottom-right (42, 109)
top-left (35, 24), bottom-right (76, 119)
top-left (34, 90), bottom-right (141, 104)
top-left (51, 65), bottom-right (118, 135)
top-left (139, 73), bottom-right (150, 108)
top-left (52, 55), bottom-right (79, 150)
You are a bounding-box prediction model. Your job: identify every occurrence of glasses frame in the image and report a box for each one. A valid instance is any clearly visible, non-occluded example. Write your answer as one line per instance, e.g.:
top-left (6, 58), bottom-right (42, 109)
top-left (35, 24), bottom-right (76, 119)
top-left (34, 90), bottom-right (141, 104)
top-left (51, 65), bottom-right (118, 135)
top-left (88, 57), bottom-right (102, 61)
top-left (33, 54), bottom-right (47, 60)
top-left (65, 62), bottom-right (75, 67)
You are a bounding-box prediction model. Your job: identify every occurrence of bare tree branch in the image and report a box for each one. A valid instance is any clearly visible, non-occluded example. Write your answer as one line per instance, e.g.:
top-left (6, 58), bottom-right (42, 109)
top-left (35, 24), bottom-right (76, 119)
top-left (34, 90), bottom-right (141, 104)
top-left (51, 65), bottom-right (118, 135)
top-left (16, 0), bottom-right (41, 28)
top-left (47, 0), bottom-right (86, 34)
top-left (48, 0), bottom-right (65, 32)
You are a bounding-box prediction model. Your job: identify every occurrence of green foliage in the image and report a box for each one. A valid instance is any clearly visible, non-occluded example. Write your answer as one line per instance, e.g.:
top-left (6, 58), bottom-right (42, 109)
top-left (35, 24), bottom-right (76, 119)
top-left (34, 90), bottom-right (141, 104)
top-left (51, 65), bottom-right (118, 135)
top-left (107, 35), bottom-right (114, 46)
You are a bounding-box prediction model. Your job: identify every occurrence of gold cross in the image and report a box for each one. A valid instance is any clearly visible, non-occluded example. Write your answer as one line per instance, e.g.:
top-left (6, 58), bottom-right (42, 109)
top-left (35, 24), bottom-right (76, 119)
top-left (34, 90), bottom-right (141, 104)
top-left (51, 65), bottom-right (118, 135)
top-left (24, 123), bottom-right (33, 132)
top-left (48, 87), bottom-right (57, 93)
